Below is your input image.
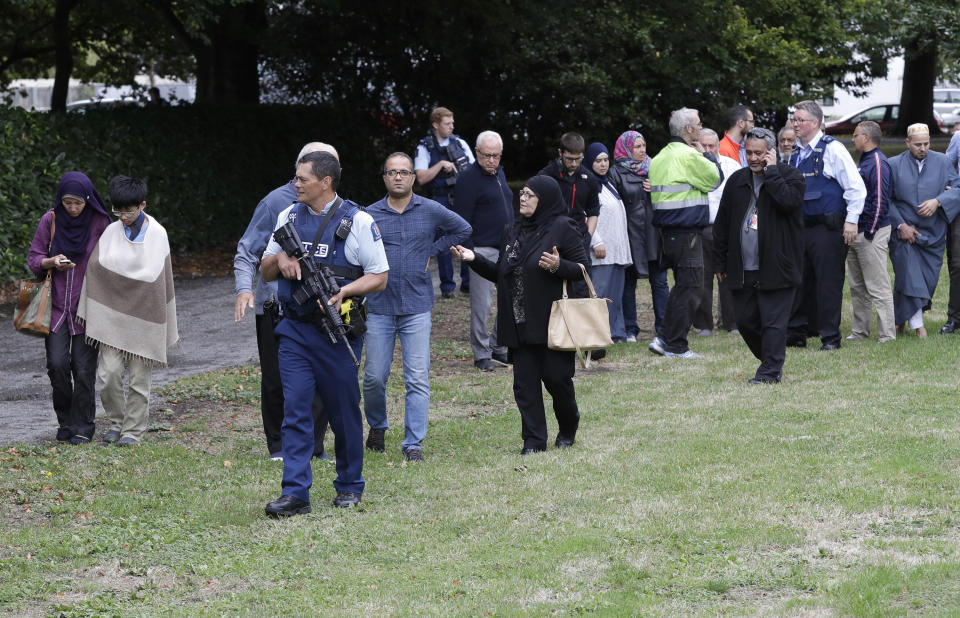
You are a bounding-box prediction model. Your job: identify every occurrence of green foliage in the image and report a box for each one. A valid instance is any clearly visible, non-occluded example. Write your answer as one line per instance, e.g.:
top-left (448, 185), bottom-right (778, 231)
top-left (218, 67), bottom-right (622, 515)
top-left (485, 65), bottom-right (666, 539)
top-left (0, 102), bottom-right (406, 282)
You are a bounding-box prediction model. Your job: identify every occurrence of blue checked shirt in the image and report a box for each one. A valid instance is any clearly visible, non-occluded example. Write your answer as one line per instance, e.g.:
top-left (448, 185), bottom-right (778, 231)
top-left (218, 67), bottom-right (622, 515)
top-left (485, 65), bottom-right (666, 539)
top-left (365, 193), bottom-right (471, 315)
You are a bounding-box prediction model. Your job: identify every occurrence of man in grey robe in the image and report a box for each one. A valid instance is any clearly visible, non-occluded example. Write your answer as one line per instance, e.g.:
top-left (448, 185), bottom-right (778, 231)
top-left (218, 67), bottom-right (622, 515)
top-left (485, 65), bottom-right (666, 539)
top-left (888, 123), bottom-right (960, 336)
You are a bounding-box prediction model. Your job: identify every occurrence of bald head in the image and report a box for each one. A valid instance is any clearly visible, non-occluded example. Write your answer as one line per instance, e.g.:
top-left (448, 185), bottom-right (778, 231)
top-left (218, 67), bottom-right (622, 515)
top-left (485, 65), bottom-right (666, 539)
top-left (296, 142), bottom-right (339, 168)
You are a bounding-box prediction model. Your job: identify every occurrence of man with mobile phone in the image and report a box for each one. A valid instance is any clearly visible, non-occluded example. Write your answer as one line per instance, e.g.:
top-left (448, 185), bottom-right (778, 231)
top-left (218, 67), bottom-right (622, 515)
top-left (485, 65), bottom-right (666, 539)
top-left (714, 128), bottom-right (805, 383)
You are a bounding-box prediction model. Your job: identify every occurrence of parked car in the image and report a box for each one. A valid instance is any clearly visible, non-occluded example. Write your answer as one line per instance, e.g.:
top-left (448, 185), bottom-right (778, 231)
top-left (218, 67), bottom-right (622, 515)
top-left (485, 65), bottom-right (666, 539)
top-left (824, 103), bottom-right (946, 135)
top-left (65, 95), bottom-right (141, 112)
top-left (934, 88), bottom-right (960, 126)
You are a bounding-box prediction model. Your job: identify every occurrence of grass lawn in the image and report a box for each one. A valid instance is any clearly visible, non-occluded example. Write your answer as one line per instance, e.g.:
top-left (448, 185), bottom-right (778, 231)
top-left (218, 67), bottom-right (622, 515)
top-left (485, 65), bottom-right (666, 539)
top-left (2, 269), bottom-right (960, 616)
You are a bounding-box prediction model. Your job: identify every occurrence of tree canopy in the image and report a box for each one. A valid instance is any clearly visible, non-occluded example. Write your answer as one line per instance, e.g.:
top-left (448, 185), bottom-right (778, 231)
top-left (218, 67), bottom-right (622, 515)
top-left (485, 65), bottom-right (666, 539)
top-left (1, 1), bottom-right (957, 144)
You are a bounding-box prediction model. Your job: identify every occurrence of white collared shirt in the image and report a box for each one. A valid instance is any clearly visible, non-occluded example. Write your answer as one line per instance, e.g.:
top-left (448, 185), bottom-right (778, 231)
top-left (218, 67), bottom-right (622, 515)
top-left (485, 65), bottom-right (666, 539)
top-left (796, 130), bottom-right (866, 224)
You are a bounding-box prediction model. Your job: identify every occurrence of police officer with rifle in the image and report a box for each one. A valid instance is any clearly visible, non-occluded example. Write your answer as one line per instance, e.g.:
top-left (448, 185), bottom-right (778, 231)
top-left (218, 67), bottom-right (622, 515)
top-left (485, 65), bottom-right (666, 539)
top-left (261, 151), bottom-right (389, 516)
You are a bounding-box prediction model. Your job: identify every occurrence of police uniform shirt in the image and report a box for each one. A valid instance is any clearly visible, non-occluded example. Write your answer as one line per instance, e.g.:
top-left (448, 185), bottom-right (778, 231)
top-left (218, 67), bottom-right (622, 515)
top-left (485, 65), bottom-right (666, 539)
top-left (414, 136), bottom-right (476, 171)
top-left (263, 197), bottom-right (390, 276)
top-left (794, 129), bottom-right (867, 224)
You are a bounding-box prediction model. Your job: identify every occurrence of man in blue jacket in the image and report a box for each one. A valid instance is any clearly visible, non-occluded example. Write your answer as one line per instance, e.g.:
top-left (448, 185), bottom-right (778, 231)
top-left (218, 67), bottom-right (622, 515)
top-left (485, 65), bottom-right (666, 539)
top-left (846, 121), bottom-right (895, 342)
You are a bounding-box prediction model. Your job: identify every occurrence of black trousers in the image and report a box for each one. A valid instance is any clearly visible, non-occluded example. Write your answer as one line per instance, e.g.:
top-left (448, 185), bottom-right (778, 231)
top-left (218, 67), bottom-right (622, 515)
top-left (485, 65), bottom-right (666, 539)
top-left (946, 217), bottom-right (960, 323)
top-left (659, 229), bottom-right (704, 354)
top-left (732, 272), bottom-right (796, 381)
top-left (45, 325), bottom-right (98, 439)
top-left (511, 344), bottom-right (579, 450)
top-left (256, 313), bottom-right (327, 456)
top-left (788, 223), bottom-right (847, 346)
top-left (694, 225), bottom-right (737, 331)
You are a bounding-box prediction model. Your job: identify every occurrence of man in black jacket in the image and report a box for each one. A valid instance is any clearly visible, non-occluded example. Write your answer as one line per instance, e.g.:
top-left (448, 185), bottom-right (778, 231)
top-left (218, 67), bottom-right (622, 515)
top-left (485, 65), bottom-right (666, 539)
top-left (714, 128), bottom-right (805, 384)
top-left (538, 132), bottom-right (601, 265)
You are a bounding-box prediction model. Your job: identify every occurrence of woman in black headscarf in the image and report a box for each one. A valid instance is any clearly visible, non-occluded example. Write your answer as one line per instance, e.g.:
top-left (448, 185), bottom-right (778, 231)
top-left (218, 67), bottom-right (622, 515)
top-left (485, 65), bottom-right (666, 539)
top-left (451, 175), bottom-right (587, 454)
top-left (27, 172), bottom-right (111, 444)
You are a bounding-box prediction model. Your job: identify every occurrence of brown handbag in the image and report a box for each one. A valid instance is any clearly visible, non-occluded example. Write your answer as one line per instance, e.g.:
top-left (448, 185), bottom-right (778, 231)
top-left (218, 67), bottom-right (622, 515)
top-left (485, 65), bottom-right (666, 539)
top-left (13, 213), bottom-right (55, 337)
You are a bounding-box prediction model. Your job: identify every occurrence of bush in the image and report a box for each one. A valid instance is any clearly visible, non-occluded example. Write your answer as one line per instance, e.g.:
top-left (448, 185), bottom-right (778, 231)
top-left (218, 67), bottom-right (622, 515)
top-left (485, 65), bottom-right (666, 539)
top-left (0, 104), bottom-right (409, 282)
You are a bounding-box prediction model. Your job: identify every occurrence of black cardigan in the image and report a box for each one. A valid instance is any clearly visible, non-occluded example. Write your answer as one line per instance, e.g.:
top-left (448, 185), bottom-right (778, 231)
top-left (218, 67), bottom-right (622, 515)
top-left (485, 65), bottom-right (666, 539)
top-left (713, 164), bottom-right (805, 291)
top-left (469, 216), bottom-right (587, 347)
top-left (607, 165), bottom-right (658, 275)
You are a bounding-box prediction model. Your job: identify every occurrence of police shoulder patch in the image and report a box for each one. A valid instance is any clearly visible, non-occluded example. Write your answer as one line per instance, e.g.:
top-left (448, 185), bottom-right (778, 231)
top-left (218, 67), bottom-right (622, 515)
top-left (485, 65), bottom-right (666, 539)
top-left (371, 222), bottom-right (382, 242)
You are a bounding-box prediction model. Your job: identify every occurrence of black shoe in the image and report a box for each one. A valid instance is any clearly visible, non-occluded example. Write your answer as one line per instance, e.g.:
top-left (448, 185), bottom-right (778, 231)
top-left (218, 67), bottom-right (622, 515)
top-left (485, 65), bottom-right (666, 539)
top-left (101, 429), bottom-right (121, 444)
top-left (748, 376), bottom-right (781, 384)
top-left (69, 435), bottom-right (91, 445)
top-left (819, 342), bottom-right (840, 351)
top-left (520, 446), bottom-right (546, 455)
top-left (785, 336), bottom-right (807, 348)
top-left (265, 495), bottom-right (311, 517)
top-left (441, 290), bottom-right (456, 299)
top-left (491, 351), bottom-right (509, 366)
top-left (589, 349), bottom-right (606, 361)
top-left (474, 358), bottom-right (495, 371)
top-left (56, 427), bottom-right (72, 442)
top-left (333, 491), bottom-right (362, 508)
top-left (940, 320), bottom-right (958, 334)
top-left (460, 286), bottom-right (470, 295)
top-left (366, 428), bottom-right (385, 452)
top-left (555, 435), bottom-right (576, 448)
top-left (402, 447), bottom-right (424, 462)
top-left (313, 450), bottom-right (333, 460)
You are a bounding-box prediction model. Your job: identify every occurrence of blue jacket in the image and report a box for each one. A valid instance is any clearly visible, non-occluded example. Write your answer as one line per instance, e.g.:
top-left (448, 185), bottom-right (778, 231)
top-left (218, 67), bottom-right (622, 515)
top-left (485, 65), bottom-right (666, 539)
top-left (857, 147), bottom-right (891, 239)
top-left (366, 194), bottom-right (471, 315)
top-left (452, 162), bottom-right (514, 248)
top-left (790, 135), bottom-right (846, 219)
top-left (234, 181), bottom-right (295, 314)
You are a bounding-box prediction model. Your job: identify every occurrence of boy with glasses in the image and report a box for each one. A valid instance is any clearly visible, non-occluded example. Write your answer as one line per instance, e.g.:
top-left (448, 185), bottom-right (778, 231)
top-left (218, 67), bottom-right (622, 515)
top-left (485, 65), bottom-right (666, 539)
top-left (77, 175), bottom-right (179, 446)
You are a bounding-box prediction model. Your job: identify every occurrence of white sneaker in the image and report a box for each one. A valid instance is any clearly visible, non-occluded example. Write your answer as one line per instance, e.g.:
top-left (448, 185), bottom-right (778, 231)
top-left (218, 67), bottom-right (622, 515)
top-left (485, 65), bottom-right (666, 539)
top-left (664, 349), bottom-right (704, 359)
top-left (625, 335), bottom-right (637, 343)
top-left (648, 337), bottom-right (666, 356)
top-left (269, 454), bottom-right (283, 462)
top-left (697, 329), bottom-right (713, 336)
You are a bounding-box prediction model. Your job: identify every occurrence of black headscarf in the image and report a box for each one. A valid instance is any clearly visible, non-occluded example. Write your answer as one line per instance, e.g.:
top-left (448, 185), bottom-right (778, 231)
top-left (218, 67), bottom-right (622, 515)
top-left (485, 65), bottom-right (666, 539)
top-left (505, 175), bottom-right (565, 267)
top-left (49, 171), bottom-right (109, 261)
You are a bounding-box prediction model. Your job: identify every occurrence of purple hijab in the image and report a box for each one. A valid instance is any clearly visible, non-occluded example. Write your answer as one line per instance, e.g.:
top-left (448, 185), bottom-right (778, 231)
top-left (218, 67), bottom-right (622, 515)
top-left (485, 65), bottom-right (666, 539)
top-left (49, 172), bottom-right (109, 261)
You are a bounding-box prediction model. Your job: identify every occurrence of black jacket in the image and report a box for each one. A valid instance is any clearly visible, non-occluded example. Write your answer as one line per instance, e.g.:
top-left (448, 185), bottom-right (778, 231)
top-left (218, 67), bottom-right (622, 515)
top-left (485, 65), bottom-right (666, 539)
top-left (470, 216), bottom-right (587, 347)
top-left (607, 165), bottom-right (657, 276)
top-left (713, 163), bottom-right (805, 291)
top-left (537, 159), bottom-right (601, 237)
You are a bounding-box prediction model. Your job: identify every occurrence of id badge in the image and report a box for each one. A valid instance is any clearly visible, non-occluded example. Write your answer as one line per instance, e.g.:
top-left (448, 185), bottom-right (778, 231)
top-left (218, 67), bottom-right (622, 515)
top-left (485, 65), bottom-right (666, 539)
top-left (748, 213), bottom-right (758, 230)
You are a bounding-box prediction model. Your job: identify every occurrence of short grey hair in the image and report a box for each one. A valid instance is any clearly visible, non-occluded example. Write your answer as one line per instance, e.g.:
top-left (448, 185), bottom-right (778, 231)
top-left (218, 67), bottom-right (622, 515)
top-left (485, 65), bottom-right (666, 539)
top-left (777, 125), bottom-right (795, 140)
top-left (669, 108), bottom-right (700, 137)
top-left (857, 120), bottom-right (883, 145)
top-left (296, 142), bottom-right (339, 169)
top-left (699, 128), bottom-right (719, 141)
top-left (475, 130), bottom-right (503, 151)
top-left (793, 100), bottom-right (823, 124)
top-left (744, 127), bottom-right (776, 151)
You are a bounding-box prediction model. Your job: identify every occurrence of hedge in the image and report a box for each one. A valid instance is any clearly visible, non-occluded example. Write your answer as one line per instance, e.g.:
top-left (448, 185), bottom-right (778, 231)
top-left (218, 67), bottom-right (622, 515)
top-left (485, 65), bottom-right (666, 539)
top-left (0, 104), bottom-right (409, 282)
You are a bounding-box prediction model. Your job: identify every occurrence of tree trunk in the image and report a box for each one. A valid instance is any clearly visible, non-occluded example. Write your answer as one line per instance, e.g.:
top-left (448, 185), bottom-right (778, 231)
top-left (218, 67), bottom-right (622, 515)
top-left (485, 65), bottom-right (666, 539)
top-left (193, 1), bottom-right (264, 104)
top-left (895, 36), bottom-right (939, 135)
top-left (50, 0), bottom-right (80, 112)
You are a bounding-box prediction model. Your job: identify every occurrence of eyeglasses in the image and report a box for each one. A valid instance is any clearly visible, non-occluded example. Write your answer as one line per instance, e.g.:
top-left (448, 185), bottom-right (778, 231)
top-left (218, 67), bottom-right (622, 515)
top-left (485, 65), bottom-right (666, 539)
top-left (561, 155), bottom-right (584, 164)
top-left (383, 169), bottom-right (415, 178)
top-left (477, 151), bottom-right (502, 160)
top-left (792, 117), bottom-right (814, 125)
top-left (852, 133), bottom-right (863, 139)
top-left (519, 190), bottom-right (537, 199)
top-left (112, 209), bottom-right (140, 218)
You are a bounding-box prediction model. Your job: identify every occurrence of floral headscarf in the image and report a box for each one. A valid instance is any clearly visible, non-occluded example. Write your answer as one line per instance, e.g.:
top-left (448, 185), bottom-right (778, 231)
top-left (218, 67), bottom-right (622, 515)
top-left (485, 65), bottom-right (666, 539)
top-left (613, 131), bottom-right (649, 177)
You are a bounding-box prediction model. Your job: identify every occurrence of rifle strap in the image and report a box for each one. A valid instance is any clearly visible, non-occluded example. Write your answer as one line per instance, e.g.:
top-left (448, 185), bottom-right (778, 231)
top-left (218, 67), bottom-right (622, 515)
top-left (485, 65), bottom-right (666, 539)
top-left (307, 196), bottom-right (344, 260)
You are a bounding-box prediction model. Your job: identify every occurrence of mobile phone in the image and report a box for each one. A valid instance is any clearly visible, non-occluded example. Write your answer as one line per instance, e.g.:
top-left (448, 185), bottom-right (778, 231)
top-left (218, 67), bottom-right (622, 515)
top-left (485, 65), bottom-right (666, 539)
top-left (57, 258), bottom-right (73, 265)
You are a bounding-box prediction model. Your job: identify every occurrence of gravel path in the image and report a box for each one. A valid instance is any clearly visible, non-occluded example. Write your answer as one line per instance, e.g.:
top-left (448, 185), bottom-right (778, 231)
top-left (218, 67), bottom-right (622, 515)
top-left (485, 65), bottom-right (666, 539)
top-left (0, 276), bottom-right (258, 445)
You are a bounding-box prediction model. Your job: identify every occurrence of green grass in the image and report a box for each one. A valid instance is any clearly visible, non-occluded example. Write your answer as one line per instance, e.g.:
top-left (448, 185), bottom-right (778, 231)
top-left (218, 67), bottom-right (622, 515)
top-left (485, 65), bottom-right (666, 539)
top-left (2, 270), bottom-right (960, 615)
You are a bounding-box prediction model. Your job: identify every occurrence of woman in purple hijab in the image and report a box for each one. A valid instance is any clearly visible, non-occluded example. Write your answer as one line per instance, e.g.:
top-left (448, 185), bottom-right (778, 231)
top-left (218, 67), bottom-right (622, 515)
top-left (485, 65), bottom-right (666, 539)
top-left (27, 171), bottom-right (111, 444)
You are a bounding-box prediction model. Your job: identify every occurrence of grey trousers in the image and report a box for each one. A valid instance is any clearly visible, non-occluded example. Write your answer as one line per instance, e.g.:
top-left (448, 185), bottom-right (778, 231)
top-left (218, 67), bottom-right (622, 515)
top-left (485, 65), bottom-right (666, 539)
top-left (469, 246), bottom-right (506, 361)
top-left (846, 225), bottom-right (896, 341)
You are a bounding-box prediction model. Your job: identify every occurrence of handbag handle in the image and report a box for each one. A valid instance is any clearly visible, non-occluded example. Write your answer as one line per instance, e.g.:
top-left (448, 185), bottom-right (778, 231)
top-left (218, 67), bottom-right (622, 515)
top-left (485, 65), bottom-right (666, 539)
top-left (560, 263), bottom-right (600, 299)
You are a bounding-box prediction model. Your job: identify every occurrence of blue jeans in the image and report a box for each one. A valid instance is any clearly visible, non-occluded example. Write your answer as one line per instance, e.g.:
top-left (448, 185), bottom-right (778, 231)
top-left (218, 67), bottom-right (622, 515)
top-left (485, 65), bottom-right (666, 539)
top-left (623, 261), bottom-right (669, 337)
top-left (363, 311), bottom-right (432, 452)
